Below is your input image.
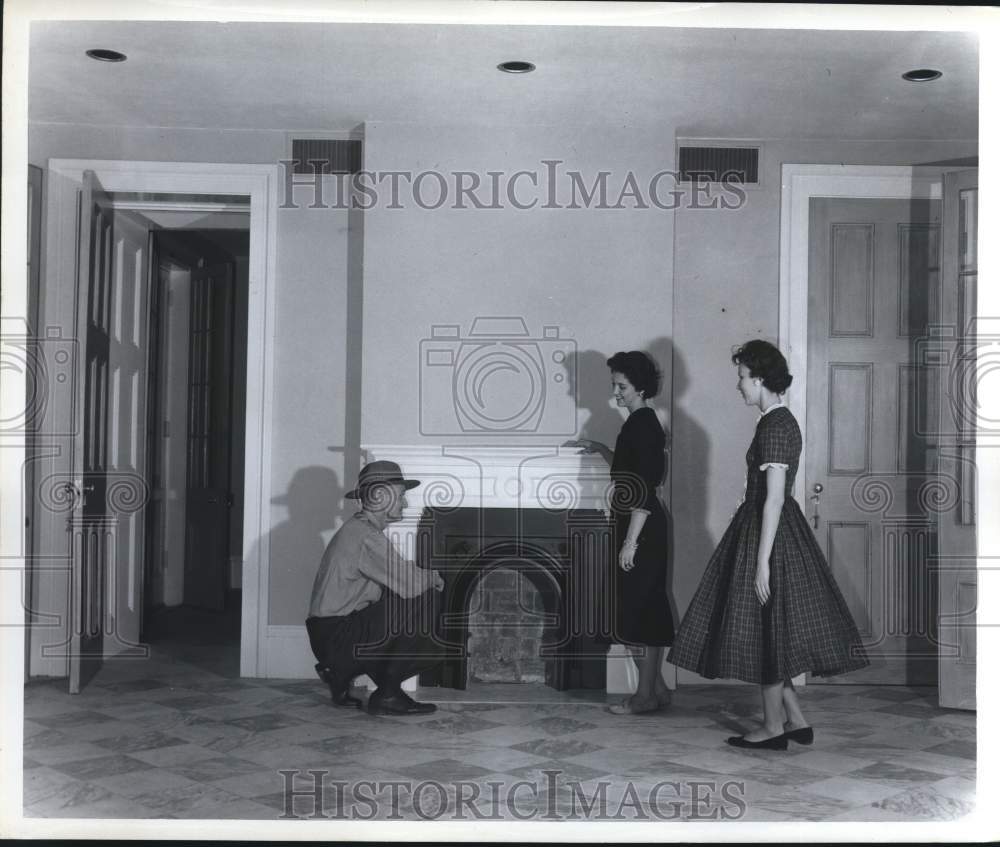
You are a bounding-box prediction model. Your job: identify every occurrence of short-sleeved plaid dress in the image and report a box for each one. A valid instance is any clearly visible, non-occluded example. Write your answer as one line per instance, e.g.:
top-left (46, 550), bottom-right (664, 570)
top-left (667, 405), bottom-right (869, 684)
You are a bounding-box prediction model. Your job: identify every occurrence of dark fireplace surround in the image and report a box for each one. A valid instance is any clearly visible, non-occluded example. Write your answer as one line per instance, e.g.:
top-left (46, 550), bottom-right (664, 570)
top-left (415, 506), bottom-right (612, 691)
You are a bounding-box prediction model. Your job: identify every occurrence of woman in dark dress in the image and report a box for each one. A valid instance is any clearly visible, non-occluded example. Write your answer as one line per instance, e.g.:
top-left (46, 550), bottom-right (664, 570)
top-left (569, 351), bottom-right (674, 714)
top-left (668, 340), bottom-right (869, 749)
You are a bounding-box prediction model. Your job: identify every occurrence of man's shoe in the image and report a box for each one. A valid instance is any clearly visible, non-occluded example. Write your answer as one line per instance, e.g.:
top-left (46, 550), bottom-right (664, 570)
top-left (330, 689), bottom-right (364, 708)
top-left (397, 690), bottom-right (437, 714)
top-left (314, 663), bottom-right (362, 709)
top-left (366, 690), bottom-right (437, 716)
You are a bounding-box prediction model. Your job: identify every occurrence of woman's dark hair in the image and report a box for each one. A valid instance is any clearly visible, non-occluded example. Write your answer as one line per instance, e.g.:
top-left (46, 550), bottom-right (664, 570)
top-left (731, 340), bottom-right (793, 394)
top-left (606, 350), bottom-right (661, 399)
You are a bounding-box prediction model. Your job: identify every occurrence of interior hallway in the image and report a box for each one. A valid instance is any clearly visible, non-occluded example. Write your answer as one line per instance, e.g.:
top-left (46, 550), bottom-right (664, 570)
top-left (22, 622), bottom-right (975, 822)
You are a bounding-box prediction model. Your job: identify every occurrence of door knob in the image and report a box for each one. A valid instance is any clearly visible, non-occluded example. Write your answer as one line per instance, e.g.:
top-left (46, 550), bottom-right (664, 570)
top-left (810, 483), bottom-right (823, 529)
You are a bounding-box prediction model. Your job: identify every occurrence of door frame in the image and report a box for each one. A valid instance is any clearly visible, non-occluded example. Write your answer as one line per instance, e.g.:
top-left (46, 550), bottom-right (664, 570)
top-left (778, 164), bottom-right (943, 508)
top-left (39, 160), bottom-right (277, 678)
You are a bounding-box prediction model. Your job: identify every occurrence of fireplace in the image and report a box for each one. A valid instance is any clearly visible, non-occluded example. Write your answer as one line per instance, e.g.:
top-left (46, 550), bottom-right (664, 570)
top-left (415, 506), bottom-right (612, 691)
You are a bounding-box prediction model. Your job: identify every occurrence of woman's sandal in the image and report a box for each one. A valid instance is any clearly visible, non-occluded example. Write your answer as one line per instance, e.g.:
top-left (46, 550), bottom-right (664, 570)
top-left (607, 694), bottom-right (669, 715)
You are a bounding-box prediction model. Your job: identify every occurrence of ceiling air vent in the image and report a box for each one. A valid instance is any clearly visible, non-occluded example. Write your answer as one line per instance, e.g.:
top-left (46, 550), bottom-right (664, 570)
top-left (290, 138), bottom-right (362, 175)
top-left (678, 144), bottom-right (759, 185)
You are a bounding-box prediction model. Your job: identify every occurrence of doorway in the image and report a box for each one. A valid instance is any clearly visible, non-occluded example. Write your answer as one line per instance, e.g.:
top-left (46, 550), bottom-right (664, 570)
top-left (34, 160), bottom-right (277, 686)
top-left (780, 164), bottom-right (978, 705)
top-left (141, 225), bottom-right (250, 672)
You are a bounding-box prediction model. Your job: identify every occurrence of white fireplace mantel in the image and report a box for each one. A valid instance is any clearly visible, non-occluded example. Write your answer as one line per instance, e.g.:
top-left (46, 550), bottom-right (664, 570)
top-left (362, 444), bottom-right (615, 513)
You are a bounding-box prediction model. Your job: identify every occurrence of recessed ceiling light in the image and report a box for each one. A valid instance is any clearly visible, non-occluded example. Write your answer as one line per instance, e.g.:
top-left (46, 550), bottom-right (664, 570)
top-left (86, 49), bottom-right (127, 63)
top-left (498, 60), bottom-right (535, 74)
top-left (902, 68), bottom-right (942, 82)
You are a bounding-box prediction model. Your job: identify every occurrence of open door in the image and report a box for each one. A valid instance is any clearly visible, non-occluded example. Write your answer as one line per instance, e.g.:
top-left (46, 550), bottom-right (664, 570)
top-left (183, 260), bottom-right (236, 610)
top-left (68, 170), bottom-right (115, 693)
top-left (937, 169), bottom-right (977, 710)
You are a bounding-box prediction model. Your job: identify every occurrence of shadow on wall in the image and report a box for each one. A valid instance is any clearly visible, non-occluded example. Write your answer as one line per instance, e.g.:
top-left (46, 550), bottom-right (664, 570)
top-left (648, 339), bottom-right (713, 632)
top-left (244, 465), bottom-right (344, 627)
top-left (565, 348), bottom-right (623, 448)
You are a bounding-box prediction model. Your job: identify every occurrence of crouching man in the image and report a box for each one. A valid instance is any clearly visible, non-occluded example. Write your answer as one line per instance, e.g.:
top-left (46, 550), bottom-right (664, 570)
top-left (306, 460), bottom-right (445, 716)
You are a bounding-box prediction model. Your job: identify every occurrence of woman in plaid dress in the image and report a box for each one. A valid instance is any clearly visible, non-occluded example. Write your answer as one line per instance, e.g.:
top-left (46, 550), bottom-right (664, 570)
top-left (668, 340), bottom-right (868, 749)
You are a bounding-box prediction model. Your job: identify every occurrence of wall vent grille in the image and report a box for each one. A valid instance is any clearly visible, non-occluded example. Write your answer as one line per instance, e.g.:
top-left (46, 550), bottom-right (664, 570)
top-left (678, 145), bottom-right (759, 184)
top-left (290, 139), bottom-right (363, 174)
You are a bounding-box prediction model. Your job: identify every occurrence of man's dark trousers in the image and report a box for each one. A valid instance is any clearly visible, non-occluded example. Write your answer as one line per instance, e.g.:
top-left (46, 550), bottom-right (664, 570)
top-left (306, 589), bottom-right (444, 693)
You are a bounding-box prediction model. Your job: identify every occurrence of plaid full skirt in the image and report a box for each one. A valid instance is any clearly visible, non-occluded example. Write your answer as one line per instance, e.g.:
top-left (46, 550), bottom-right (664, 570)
top-left (667, 497), bottom-right (870, 684)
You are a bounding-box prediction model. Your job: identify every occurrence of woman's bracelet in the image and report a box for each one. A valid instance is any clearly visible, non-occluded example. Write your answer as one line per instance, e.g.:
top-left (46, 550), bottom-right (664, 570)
top-left (622, 540), bottom-right (639, 551)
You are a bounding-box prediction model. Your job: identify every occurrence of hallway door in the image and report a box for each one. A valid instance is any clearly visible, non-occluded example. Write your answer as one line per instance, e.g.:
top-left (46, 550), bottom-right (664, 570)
top-left (184, 261), bottom-right (236, 610)
top-left (69, 171), bottom-right (114, 693)
top-left (937, 169), bottom-right (977, 710)
top-left (806, 196), bottom-right (942, 685)
top-left (105, 211), bottom-right (155, 655)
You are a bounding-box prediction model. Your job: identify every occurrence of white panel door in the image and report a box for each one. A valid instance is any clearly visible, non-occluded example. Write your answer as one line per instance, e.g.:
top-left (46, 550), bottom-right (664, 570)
top-left (69, 171), bottom-right (114, 693)
top-left (105, 209), bottom-right (153, 656)
top-left (807, 196), bottom-right (942, 685)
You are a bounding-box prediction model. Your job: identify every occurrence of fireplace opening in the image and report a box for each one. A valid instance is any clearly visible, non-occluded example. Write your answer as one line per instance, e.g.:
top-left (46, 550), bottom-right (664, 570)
top-left (467, 565), bottom-right (553, 684)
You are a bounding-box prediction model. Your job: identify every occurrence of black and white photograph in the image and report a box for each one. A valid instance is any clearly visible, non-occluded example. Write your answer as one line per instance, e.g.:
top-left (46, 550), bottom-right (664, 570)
top-left (2, 0), bottom-right (997, 840)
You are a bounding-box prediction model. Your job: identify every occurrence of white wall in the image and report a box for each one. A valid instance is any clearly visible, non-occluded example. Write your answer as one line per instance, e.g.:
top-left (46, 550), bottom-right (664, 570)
top-left (265, 183), bottom-right (353, 624)
top-left (360, 121), bottom-right (677, 452)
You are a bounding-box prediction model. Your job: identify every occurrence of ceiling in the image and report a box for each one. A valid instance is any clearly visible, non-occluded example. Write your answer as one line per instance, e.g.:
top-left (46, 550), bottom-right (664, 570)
top-left (28, 20), bottom-right (979, 139)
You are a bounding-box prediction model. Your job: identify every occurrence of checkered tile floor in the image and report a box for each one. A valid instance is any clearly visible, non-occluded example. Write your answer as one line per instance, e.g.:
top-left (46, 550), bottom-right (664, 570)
top-left (22, 649), bottom-right (975, 822)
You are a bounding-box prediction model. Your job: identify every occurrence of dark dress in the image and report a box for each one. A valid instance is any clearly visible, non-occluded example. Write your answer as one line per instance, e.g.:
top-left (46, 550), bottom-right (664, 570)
top-left (608, 406), bottom-right (674, 647)
top-left (667, 406), bottom-right (869, 684)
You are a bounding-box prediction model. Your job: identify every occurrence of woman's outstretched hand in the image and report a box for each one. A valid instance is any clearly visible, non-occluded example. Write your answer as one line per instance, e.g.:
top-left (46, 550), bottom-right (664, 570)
top-left (563, 438), bottom-right (602, 455)
top-left (754, 563), bottom-right (771, 605)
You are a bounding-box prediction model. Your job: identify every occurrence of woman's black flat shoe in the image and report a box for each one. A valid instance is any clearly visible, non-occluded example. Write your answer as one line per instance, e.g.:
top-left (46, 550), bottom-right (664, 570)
top-left (726, 733), bottom-right (788, 750)
top-left (784, 726), bottom-right (814, 745)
